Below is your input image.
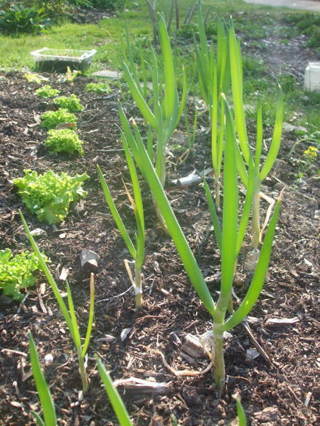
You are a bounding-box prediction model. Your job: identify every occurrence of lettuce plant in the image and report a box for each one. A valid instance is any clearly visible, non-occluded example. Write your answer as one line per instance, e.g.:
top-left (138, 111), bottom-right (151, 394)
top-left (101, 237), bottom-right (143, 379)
top-left (35, 85), bottom-right (60, 98)
top-left (13, 169), bottom-right (89, 224)
top-left (0, 248), bottom-right (45, 301)
top-left (53, 94), bottom-right (84, 112)
top-left (85, 82), bottom-right (111, 93)
top-left (44, 129), bottom-right (84, 155)
top-left (40, 109), bottom-right (77, 130)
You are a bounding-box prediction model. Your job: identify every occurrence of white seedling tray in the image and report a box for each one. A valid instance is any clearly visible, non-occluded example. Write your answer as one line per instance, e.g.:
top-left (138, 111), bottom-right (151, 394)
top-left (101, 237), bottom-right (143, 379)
top-left (31, 48), bottom-right (96, 71)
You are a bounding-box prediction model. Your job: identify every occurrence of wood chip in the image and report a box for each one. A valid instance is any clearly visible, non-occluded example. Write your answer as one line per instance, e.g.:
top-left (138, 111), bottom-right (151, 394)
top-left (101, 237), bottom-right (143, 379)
top-left (113, 377), bottom-right (170, 395)
top-left (265, 317), bottom-right (300, 326)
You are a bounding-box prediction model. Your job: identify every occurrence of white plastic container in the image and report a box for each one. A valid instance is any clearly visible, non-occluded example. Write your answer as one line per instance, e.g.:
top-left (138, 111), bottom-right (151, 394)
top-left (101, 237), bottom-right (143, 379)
top-left (304, 62), bottom-right (320, 92)
top-left (31, 48), bottom-right (96, 72)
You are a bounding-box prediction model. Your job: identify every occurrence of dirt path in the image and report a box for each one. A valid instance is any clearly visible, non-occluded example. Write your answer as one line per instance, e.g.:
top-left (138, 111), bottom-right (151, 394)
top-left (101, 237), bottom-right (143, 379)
top-left (244, 0), bottom-right (320, 12)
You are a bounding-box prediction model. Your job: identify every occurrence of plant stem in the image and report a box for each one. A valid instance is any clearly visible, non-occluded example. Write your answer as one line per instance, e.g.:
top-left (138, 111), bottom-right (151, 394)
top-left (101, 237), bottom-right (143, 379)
top-left (213, 324), bottom-right (225, 394)
top-left (134, 262), bottom-right (143, 309)
top-left (252, 184), bottom-right (261, 248)
top-left (214, 174), bottom-right (221, 210)
top-left (79, 355), bottom-right (89, 392)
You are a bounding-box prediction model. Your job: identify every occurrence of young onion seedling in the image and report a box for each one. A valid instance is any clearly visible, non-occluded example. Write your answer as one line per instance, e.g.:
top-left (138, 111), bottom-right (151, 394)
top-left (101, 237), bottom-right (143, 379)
top-left (97, 127), bottom-right (145, 309)
top-left (29, 333), bottom-right (57, 426)
top-left (96, 357), bottom-right (133, 426)
top-left (121, 106), bottom-right (281, 393)
top-left (21, 212), bottom-right (95, 392)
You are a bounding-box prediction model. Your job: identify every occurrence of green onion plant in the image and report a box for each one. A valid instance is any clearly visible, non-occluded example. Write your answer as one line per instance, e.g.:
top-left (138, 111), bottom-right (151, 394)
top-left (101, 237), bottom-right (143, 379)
top-left (96, 357), bottom-right (133, 426)
top-left (228, 27), bottom-right (284, 247)
top-left (29, 333), bottom-right (57, 426)
top-left (234, 394), bottom-right (248, 426)
top-left (194, 8), bottom-right (229, 208)
top-left (121, 105), bottom-right (281, 393)
top-left (123, 15), bottom-right (187, 188)
top-left (21, 212), bottom-right (95, 392)
top-left (97, 127), bottom-right (145, 309)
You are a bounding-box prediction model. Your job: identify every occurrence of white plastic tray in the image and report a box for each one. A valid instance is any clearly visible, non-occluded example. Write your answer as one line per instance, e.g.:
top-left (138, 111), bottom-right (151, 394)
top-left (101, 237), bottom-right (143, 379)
top-left (31, 48), bottom-right (96, 63)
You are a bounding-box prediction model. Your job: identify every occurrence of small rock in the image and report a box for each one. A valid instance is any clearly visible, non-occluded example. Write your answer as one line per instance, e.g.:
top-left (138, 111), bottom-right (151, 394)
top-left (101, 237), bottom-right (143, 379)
top-left (44, 353), bottom-right (54, 366)
top-left (80, 249), bottom-right (99, 274)
top-left (246, 348), bottom-right (260, 361)
top-left (120, 328), bottom-right (132, 342)
top-left (30, 228), bottom-right (46, 237)
top-left (283, 122), bottom-right (307, 134)
top-left (92, 69), bottom-right (122, 79)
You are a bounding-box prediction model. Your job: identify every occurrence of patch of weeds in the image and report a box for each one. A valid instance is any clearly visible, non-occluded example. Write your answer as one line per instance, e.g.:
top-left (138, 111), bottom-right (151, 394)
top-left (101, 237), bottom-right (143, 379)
top-left (0, 249), bottom-right (46, 301)
top-left (53, 94), bottom-right (84, 112)
top-left (243, 55), bottom-right (270, 95)
top-left (176, 23), bottom-right (198, 43)
top-left (90, 0), bottom-right (126, 11)
top-left (283, 13), bottom-right (320, 50)
top-left (85, 81), bottom-right (111, 93)
top-left (13, 169), bottom-right (89, 224)
top-left (40, 108), bottom-right (77, 129)
top-left (278, 73), bottom-right (297, 93)
top-left (0, 3), bottom-right (51, 35)
top-left (44, 128), bottom-right (84, 155)
top-left (35, 85), bottom-right (60, 98)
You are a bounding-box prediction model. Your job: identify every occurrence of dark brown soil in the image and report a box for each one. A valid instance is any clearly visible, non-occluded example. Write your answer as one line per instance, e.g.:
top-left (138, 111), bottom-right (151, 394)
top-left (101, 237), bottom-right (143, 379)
top-left (0, 54), bottom-right (319, 426)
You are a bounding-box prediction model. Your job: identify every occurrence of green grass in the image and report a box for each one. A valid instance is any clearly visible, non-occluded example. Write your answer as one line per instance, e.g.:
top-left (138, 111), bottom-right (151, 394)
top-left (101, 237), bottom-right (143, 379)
top-left (0, 8), bottom-right (150, 71)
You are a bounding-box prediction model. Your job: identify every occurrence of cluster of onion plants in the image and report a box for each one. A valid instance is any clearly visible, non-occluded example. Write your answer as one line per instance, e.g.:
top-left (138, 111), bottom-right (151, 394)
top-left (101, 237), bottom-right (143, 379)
top-left (120, 100), bottom-right (281, 391)
top-left (98, 12), bottom-right (283, 393)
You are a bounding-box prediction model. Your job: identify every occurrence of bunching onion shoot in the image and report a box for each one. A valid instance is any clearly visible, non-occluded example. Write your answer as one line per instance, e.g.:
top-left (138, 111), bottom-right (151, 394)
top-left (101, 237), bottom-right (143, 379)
top-left (228, 27), bottom-right (284, 247)
top-left (21, 212), bottom-right (95, 392)
top-left (120, 103), bottom-right (281, 392)
top-left (29, 334), bottom-right (57, 426)
top-left (96, 357), bottom-right (133, 426)
top-left (123, 15), bottom-right (187, 187)
top-left (194, 15), bottom-right (284, 229)
top-left (195, 9), bottom-right (228, 208)
top-left (234, 393), bottom-right (248, 426)
top-left (97, 125), bottom-right (145, 309)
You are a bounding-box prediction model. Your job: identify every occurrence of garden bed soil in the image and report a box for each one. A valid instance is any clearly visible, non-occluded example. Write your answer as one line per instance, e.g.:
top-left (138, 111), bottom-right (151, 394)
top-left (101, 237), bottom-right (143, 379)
top-left (0, 39), bottom-right (319, 426)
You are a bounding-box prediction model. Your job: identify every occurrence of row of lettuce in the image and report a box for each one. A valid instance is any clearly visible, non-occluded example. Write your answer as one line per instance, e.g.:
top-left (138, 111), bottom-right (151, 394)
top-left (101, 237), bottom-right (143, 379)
top-left (1, 80), bottom-right (110, 300)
